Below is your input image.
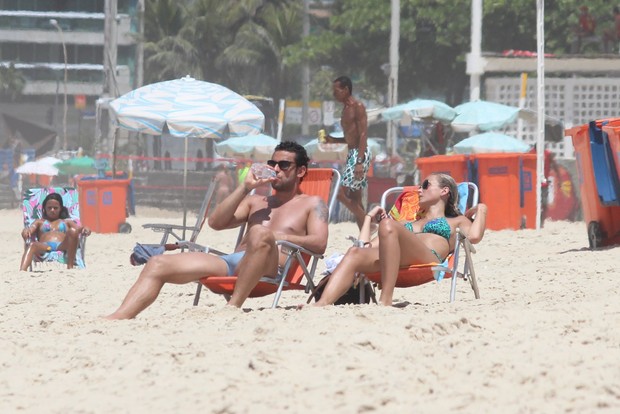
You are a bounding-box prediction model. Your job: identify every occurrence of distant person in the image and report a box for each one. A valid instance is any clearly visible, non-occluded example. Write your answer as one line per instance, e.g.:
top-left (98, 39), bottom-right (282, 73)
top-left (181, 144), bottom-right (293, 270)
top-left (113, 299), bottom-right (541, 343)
top-left (572, 6), bottom-right (598, 53)
top-left (327, 75), bottom-right (369, 229)
top-left (164, 151), bottom-right (172, 170)
top-left (20, 193), bottom-right (91, 271)
top-left (214, 163), bottom-right (235, 205)
top-left (196, 149), bottom-right (205, 171)
top-left (602, 6), bottom-right (620, 53)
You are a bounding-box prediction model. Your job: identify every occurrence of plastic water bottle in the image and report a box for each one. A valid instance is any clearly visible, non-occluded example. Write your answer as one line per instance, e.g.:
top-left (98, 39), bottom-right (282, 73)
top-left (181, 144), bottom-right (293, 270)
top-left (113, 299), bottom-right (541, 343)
top-left (251, 163), bottom-right (276, 179)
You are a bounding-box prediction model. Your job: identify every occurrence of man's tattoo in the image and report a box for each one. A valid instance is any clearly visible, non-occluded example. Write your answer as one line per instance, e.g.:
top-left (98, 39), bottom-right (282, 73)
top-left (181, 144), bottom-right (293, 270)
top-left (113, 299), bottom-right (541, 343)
top-left (316, 200), bottom-right (329, 222)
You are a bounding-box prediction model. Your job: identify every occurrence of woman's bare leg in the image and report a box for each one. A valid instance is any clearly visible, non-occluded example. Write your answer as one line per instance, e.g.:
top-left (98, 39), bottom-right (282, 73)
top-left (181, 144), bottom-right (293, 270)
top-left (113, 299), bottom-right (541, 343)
top-left (313, 246), bottom-right (380, 306)
top-left (60, 227), bottom-right (80, 269)
top-left (20, 242), bottom-right (50, 271)
top-left (377, 219), bottom-right (438, 306)
top-left (105, 252), bottom-right (228, 320)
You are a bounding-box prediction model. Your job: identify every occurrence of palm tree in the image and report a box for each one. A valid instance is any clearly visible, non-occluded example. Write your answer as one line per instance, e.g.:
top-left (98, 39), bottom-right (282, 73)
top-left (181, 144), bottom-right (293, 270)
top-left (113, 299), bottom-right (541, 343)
top-left (184, 0), bottom-right (232, 84)
top-left (142, 0), bottom-right (201, 83)
top-left (216, 0), bottom-right (301, 99)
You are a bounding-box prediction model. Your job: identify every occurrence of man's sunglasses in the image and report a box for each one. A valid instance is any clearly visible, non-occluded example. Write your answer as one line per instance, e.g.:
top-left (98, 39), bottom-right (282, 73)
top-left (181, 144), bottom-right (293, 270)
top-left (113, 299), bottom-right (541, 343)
top-left (267, 160), bottom-right (296, 170)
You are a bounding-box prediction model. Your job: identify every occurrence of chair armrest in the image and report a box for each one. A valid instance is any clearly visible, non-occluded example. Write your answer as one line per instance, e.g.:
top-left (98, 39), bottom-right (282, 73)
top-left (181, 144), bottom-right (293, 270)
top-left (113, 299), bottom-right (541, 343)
top-left (142, 223), bottom-right (194, 232)
top-left (455, 229), bottom-right (476, 254)
top-left (175, 240), bottom-right (227, 256)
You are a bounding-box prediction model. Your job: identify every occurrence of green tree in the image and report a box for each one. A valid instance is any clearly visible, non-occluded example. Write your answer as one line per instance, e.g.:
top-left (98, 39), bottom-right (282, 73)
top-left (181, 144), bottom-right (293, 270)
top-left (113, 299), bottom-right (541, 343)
top-left (285, 0), bottom-right (613, 106)
top-left (142, 0), bottom-right (201, 83)
top-left (215, 0), bottom-right (302, 99)
top-left (0, 63), bottom-right (25, 101)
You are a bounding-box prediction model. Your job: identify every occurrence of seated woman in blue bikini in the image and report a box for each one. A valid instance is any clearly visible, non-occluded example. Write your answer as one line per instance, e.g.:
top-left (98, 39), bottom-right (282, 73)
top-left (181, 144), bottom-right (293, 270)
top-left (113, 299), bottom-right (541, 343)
top-left (312, 173), bottom-right (488, 306)
top-left (20, 193), bottom-right (91, 271)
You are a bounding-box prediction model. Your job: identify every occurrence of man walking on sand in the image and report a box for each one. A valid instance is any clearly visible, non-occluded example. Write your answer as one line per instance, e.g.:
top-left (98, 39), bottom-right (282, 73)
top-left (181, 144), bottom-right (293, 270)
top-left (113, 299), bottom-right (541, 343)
top-left (106, 142), bottom-right (328, 319)
top-left (328, 75), bottom-right (369, 229)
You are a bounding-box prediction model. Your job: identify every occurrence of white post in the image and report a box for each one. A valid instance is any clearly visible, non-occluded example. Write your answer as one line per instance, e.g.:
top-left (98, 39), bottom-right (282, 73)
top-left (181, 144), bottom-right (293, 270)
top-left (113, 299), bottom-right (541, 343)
top-left (517, 72), bottom-right (528, 141)
top-left (469, 0), bottom-right (482, 101)
top-left (104, 0), bottom-right (118, 154)
top-left (301, 0), bottom-right (310, 135)
top-left (387, 0), bottom-right (400, 156)
top-left (136, 0), bottom-right (145, 88)
top-left (536, 0), bottom-right (545, 230)
top-left (276, 99), bottom-right (286, 142)
top-left (50, 19), bottom-right (68, 150)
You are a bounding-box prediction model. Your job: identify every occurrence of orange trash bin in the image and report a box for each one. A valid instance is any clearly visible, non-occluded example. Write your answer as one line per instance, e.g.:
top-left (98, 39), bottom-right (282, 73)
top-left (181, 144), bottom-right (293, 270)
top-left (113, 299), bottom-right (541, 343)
top-left (566, 121), bottom-right (620, 248)
top-left (602, 123), bottom-right (620, 185)
top-left (77, 179), bottom-right (132, 234)
top-left (472, 153), bottom-right (520, 230)
top-left (416, 154), bottom-right (470, 183)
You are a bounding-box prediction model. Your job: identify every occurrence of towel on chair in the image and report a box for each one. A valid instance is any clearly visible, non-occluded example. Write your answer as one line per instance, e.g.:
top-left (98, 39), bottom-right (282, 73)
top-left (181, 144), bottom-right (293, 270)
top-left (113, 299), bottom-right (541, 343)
top-left (130, 243), bottom-right (166, 266)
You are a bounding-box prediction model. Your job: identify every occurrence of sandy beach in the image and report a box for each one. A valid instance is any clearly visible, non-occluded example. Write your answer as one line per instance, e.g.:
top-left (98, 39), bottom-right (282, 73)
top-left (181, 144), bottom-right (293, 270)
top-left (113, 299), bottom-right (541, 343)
top-left (1, 206), bottom-right (619, 413)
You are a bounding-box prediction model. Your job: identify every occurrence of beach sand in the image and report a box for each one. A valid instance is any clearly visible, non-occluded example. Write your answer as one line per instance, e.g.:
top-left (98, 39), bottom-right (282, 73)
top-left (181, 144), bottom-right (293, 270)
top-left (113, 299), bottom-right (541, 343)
top-left (1, 207), bottom-right (619, 413)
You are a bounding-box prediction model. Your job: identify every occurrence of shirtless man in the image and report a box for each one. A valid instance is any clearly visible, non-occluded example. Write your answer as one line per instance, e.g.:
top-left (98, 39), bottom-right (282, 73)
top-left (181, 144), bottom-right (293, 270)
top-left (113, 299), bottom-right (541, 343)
top-left (328, 76), bottom-right (369, 229)
top-left (106, 141), bottom-right (329, 319)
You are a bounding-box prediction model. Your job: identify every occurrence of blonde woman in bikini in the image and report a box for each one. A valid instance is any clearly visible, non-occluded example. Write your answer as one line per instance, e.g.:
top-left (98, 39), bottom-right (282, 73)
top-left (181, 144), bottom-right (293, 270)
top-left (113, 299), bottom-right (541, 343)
top-left (312, 173), bottom-right (487, 306)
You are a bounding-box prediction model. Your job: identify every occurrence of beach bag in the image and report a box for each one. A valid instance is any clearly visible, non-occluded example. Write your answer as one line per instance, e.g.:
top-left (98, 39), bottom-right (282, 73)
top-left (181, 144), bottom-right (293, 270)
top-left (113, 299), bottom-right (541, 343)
top-left (308, 274), bottom-right (374, 305)
top-left (307, 252), bottom-right (374, 304)
top-left (130, 243), bottom-right (165, 266)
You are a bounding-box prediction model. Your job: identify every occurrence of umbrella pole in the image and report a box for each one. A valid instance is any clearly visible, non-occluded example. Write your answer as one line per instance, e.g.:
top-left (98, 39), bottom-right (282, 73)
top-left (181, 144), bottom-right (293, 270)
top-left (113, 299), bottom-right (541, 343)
top-left (112, 128), bottom-right (118, 177)
top-left (182, 135), bottom-right (188, 240)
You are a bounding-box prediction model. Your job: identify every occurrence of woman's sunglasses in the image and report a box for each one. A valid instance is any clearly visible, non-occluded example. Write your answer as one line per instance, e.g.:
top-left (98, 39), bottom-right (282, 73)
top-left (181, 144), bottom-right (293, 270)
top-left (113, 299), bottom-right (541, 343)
top-left (421, 179), bottom-right (431, 190)
top-left (267, 160), bottom-right (296, 170)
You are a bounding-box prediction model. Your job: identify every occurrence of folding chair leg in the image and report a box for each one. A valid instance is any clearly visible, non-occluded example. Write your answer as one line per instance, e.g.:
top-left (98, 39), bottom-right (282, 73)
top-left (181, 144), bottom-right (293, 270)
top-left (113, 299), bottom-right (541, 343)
top-left (464, 259), bottom-right (480, 299)
top-left (466, 262), bottom-right (480, 299)
top-left (193, 283), bottom-right (202, 306)
top-left (463, 243), bottom-right (480, 299)
top-left (357, 276), bottom-right (377, 304)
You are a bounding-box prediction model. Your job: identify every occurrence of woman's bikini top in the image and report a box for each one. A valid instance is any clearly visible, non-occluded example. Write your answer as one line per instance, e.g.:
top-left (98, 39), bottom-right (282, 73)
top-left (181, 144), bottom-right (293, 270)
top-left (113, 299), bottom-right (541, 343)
top-left (41, 220), bottom-right (67, 233)
top-left (404, 217), bottom-right (451, 242)
top-left (422, 217), bottom-right (451, 241)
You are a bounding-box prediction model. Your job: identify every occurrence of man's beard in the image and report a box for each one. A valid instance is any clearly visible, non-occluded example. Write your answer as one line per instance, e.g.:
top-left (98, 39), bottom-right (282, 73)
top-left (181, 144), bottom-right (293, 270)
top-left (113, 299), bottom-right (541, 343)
top-left (271, 177), bottom-right (294, 192)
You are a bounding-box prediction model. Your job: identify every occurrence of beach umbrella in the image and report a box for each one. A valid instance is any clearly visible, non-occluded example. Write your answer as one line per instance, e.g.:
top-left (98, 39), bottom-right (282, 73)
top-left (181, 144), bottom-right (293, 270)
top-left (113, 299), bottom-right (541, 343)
top-left (109, 76), bottom-right (263, 139)
top-left (381, 99), bottom-right (457, 123)
top-left (451, 100), bottom-right (521, 133)
top-left (54, 156), bottom-right (98, 175)
top-left (109, 76), bottom-right (264, 235)
top-left (215, 133), bottom-right (278, 161)
top-left (16, 158), bottom-right (60, 176)
top-left (304, 138), bottom-right (383, 162)
top-left (453, 132), bottom-right (531, 154)
top-left (38, 156), bottom-right (63, 166)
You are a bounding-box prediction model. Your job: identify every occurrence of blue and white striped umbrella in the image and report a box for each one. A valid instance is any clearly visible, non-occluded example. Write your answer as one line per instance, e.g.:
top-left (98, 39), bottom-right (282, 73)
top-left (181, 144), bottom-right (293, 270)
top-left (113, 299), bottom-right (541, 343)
top-left (453, 132), bottom-right (531, 154)
top-left (109, 76), bottom-right (264, 236)
top-left (452, 101), bottom-right (520, 133)
top-left (109, 76), bottom-right (264, 139)
top-left (381, 99), bottom-right (456, 123)
top-left (216, 133), bottom-right (279, 161)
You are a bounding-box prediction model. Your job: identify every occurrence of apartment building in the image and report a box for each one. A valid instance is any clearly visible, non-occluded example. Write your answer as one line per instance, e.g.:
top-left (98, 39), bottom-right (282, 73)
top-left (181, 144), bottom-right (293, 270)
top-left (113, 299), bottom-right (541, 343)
top-left (0, 0), bottom-right (142, 148)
